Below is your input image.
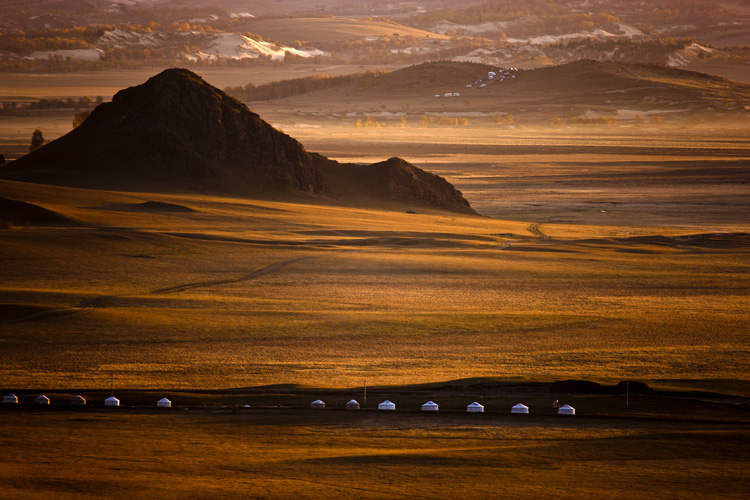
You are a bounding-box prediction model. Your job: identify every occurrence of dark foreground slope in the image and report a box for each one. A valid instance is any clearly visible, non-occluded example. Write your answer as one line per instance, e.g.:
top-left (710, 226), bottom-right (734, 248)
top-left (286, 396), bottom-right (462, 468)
top-left (0, 68), bottom-right (474, 214)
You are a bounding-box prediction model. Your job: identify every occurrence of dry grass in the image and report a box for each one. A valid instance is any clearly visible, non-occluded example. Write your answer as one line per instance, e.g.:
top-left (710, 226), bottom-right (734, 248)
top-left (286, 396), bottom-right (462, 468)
top-left (0, 406), bottom-right (747, 500)
top-left (0, 165), bottom-right (747, 392)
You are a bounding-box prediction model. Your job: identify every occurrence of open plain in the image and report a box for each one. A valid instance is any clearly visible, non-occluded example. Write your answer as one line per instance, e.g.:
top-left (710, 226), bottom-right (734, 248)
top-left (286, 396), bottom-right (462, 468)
top-left (1, 62), bottom-right (749, 498)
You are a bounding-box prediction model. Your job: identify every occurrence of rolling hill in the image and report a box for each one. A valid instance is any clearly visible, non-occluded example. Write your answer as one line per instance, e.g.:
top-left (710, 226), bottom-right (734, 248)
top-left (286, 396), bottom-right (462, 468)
top-left (245, 59), bottom-right (750, 125)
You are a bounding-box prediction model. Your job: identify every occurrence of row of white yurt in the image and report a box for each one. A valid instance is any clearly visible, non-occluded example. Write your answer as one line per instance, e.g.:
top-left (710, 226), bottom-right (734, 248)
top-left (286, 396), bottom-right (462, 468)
top-left (311, 399), bottom-right (325, 409)
top-left (346, 399), bottom-right (360, 410)
top-left (378, 400), bottom-right (396, 410)
top-left (3, 393), bottom-right (18, 404)
top-left (157, 397), bottom-right (171, 408)
top-left (467, 402), bottom-right (484, 413)
top-left (511, 403), bottom-right (529, 414)
top-left (72, 395), bottom-right (86, 406)
top-left (558, 404), bottom-right (575, 415)
top-left (421, 401), bottom-right (439, 411)
top-left (36, 395), bottom-right (50, 405)
top-left (105, 396), bottom-right (120, 407)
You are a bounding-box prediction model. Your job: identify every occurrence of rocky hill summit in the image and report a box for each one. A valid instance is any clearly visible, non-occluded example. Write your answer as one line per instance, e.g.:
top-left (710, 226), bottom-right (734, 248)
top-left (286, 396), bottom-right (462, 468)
top-left (1, 68), bottom-right (473, 214)
top-left (3, 68), bottom-right (324, 193)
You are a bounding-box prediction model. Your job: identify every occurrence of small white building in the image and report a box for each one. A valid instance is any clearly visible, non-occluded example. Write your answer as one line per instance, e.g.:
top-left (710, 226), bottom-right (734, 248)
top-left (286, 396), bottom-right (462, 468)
top-left (466, 402), bottom-right (484, 413)
top-left (310, 399), bottom-right (325, 409)
top-left (558, 404), bottom-right (575, 415)
top-left (3, 393), bottom-right (18, 404)
top-left (157, 397), bottom-right (171, 408)
top-left (378, 400), bottom-right (396, 410)
top-left (345, 399), bottom-right (360, 410)
top-left (511, 403), bottom-right (529, 414)
top-left (35, 395), bottom-right (50, 405)
top-left (71, 395), bottom-right (86, 406)
top-left (105, 396), bottom-right (120, 407)
top-left (452, 92), bottom-right (460, 97)
top-left (444, 92), bottom-right (453, 97)
top-left (421, 401), bottom-right (439, 411)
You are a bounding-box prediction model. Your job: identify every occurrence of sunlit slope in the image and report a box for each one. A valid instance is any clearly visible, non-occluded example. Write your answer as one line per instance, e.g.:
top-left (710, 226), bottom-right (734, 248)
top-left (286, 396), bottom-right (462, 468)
top-left (0, 179), bottom-right (747, 392)
top-left (240, 17), bottom-right (449, 43)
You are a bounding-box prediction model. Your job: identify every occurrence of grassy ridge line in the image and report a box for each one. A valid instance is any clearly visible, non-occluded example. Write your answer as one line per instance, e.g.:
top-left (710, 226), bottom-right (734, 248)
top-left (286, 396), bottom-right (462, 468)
top-left (224, 70), bottom-right (385, 102)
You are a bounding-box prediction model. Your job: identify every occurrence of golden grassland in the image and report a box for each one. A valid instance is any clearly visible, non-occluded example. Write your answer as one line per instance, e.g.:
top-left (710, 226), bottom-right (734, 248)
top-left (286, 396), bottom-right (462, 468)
top-left (1, 72), bottom-right (749, 498)
top-left (1, 403), bottom-right (748, 500)
top-left (0, 125), bottom-right (748, 394)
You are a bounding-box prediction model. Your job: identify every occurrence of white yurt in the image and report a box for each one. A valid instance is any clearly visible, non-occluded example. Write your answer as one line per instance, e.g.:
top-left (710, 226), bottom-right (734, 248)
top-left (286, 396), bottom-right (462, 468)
top-left (421, 401), bottom-right (439, 411)
top-left (345, 399), bottom-right (360, 410)
top-left (466, 402), bottom-right (484, 413)
top-left (71, 395), bottom-right (86, 406)
top-left (378, 400), bottom-right (396, 410)
top-left (511, 403), bottom-right (529, 414)
top-left (310, 399), bottom-right (325, 409)
top-left (157, 397), bottom-right (171, 408)
top-left (105, 396), bottom-right (120, 407)
top-left (3, 393), bottom-right (18, 404)
top-left (558, 404), bottom-right (575, 415)
top-left (35, 395), bottom-right (50, 405)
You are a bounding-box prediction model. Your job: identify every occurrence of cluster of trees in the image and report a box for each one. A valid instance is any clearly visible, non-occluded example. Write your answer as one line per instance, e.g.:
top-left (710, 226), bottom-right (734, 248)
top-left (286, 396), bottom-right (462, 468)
top-left (550, 37), bottom-right (703, 65)
top-left (552, 114), bottom-right (664, 126)
top-left (490, 114), bottom-right (514, 125)
top-left (0, 29), bottom-right (98, 55)
top-left (30, 96), bottom-right (102, 110)
top-left (354, 116), bottom-right (407, 128)
top-left (626, 0), bottom-right (725, 30)
top-left (224, 71), bottom-right (386, 102)
top-left (419, 116), bottom-right (470, 127)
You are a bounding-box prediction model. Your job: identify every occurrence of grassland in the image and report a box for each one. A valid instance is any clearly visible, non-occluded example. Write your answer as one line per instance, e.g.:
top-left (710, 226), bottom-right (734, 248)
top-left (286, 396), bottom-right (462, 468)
top-left (1, 66), bottom-right (749, 498)
top-left (0, 124), bottom-right (748, 394)
top-left (1, 402), bottom-right (748, 500)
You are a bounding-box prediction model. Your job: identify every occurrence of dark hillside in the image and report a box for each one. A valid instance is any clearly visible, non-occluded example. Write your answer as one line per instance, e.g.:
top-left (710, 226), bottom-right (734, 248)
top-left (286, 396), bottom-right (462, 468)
top-left (1, 68), bottom-right (325, 194)
top-left (0, 68), bottom-right (474, 214)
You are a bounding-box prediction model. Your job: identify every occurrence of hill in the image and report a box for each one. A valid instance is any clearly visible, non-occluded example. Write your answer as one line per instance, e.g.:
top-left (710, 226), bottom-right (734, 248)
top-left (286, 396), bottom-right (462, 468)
top-left (246, 59), bottom-right (750, 125)
top-left (0, 68), bottom-right (474, 213)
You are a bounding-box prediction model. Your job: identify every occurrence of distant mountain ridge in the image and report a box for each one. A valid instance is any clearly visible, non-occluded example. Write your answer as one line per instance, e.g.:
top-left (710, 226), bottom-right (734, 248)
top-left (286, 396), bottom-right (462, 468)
top-left (0, 68), bottom-right (474, 214)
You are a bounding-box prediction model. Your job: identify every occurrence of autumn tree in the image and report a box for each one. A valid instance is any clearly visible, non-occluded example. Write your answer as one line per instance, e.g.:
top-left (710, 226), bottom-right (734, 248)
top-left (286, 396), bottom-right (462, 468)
top-left (72, 110), bottom-right (91, 129)
top-left (30, 129), bottom-right (45, 152)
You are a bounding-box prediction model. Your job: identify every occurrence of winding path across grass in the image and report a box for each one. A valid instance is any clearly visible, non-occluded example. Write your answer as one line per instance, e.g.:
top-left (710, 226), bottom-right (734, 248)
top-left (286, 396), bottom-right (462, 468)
top-left (152, 257), bottom-right (310, 295)
top-left (3, 257), bottom-right (311, 323)
top-left (526, 222), bottom-right (549, 240)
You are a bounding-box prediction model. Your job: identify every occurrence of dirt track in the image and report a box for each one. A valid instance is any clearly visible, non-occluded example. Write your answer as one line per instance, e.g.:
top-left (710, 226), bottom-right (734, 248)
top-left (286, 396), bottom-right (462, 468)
top-left (2, 257), bottom-right (312, 323)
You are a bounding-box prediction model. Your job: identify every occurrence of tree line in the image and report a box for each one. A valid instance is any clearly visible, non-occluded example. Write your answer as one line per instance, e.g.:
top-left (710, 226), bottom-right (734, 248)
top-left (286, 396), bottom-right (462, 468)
top-left (224, 71), bottom-right (386, 102)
